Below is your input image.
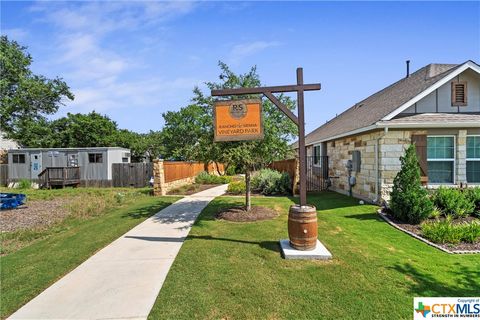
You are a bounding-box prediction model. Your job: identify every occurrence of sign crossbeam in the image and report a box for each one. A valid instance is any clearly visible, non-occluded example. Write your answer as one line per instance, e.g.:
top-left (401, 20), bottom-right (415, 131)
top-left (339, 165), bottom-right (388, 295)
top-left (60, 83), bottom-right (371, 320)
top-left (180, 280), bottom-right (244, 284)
top-left (211, 67), bottom-right (320, 207)
top-left (211, 83), bottom-right (320, 96)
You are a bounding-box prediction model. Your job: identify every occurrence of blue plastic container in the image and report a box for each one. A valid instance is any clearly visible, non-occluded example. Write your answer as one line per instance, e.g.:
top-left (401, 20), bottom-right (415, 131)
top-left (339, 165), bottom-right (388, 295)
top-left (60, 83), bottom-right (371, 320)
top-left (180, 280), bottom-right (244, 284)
top-left (0, 193), bottom-right (27, 210)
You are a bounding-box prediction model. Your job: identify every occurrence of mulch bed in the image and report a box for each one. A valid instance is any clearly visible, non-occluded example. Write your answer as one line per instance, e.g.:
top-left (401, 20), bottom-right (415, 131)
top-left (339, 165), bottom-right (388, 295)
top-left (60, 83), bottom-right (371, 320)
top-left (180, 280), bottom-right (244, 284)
top-left (168, 184), bottom-right (219, 195)
top-left (216, 206), bottom-right (279, 222)
top-left (0, 198), bottom-right (75, 232)
top-left (380, 209), bottom-right (480, 253)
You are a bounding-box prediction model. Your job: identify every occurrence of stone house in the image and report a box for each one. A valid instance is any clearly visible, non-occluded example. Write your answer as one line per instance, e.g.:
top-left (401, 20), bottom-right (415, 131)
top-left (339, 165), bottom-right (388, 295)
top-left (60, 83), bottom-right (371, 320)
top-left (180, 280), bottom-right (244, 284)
top-left (301, 60), bottom-right (480, 203)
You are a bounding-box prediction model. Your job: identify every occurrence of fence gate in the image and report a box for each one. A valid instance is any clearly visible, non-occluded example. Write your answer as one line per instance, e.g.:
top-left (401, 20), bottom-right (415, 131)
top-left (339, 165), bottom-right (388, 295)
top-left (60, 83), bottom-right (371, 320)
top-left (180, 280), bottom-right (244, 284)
top-left (112, 163), bottom-right (153, 188)
top-left (306, 156), bottom-right (329, 192)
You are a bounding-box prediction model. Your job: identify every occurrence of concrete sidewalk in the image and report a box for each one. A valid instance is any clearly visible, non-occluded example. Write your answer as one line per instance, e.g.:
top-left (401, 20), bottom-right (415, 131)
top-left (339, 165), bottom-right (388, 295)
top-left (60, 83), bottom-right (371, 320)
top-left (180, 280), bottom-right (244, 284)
top-left (9, 185), bottom-right (228, 320)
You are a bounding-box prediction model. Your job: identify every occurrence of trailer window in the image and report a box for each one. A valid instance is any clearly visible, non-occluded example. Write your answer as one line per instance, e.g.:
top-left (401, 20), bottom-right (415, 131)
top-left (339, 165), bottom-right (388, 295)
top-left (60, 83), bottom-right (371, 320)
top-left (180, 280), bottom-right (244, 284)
top-left (88, 153), bottom-right (103, 163)
top-left (12, 154), bottom-right (26, 164)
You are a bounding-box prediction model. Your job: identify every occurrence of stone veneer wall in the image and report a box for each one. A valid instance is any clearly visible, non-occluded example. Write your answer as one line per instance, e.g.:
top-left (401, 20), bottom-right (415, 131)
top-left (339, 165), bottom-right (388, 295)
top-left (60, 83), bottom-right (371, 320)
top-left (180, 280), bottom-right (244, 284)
top-left (152, 159), bottom-right (206, 196)
top-left (326, 130), bottom-right (384, 201)
top-left (326, 129), bottom-right (429, 202)
top-left (377, 130), bottom-right (424, 201)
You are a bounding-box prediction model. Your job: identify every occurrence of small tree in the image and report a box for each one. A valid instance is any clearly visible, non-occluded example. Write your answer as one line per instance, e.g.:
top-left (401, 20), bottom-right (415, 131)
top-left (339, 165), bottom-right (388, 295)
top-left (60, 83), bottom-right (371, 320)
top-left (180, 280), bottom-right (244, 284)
top-left (390, 144), bottom-right (433, 224)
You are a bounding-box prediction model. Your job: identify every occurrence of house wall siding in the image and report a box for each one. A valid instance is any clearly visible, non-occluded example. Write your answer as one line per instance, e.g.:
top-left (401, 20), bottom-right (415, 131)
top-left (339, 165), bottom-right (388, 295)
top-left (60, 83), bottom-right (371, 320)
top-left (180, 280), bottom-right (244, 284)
top-left (7, 148), bottom-right (130, 182)
top-left (402, 69), bottom-right (480, 114)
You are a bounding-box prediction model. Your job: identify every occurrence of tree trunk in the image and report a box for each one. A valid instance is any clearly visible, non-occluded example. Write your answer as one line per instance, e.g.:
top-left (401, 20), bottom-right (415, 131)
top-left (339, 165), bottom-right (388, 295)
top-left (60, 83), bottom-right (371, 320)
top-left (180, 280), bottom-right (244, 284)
top-left (215, 161), bottom-right (223, 176)
top-left (245, 169), bottom-right (251, 212)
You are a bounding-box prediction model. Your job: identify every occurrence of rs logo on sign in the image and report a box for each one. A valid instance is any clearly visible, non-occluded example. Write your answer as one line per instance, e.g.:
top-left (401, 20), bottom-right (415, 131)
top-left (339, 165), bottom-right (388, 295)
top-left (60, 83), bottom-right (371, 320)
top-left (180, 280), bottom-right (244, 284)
top-left (229, 103), bottom-right (247, 119)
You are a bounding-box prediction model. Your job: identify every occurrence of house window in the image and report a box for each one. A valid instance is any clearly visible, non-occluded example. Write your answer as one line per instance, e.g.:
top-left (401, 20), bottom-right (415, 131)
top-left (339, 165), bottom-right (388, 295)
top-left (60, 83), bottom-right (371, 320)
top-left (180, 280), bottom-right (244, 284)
top-left (451, 81), bottom-right (467, 106)
top-left (88, 153), bottom-right (103, 163)
top-left (313, 145), bottom-right (321, 166)
top-left (427, 136), bottom-right (455, 184)
top-left (12, 154), bottom-right (26, 164)
top-left (467, 135), bottom-right (480, 183)
top-left (122, 157), bottom-right (129, 163)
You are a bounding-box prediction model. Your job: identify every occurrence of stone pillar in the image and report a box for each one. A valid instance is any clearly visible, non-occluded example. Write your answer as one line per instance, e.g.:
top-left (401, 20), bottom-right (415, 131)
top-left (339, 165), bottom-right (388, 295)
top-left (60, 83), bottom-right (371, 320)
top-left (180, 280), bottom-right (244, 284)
top-left (153, 159), bottom-right (166, 196)
top-left (457, 130), bottom-right (467, 184)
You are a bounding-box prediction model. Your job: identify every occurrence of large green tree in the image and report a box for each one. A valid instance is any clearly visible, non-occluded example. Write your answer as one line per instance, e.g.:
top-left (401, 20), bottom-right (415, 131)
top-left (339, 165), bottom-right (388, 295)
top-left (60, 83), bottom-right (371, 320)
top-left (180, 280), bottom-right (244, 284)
top-left (48, 111), bottom-right (118, 148)
top-left (115, 129), bottom-right (164, 162)
top-left (163, 62), bottom-right (297, 210)
top-left (0, 36), bottom-right (74, 143)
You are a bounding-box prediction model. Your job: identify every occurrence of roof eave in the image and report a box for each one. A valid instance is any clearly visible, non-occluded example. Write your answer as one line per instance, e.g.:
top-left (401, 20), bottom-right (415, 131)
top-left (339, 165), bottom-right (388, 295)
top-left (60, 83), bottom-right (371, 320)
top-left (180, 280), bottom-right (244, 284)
top-left (306, 120), bottom-right (480, 146)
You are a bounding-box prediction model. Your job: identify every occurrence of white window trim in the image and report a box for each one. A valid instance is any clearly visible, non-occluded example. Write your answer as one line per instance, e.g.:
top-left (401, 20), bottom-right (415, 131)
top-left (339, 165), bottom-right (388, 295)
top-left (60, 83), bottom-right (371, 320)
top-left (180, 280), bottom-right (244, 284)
top-left (313, 144), bottom-right (321, 167)
top-left (427, 135), bottom-right (456, 186)
top-left (466, 135), bottom-right (480, 184)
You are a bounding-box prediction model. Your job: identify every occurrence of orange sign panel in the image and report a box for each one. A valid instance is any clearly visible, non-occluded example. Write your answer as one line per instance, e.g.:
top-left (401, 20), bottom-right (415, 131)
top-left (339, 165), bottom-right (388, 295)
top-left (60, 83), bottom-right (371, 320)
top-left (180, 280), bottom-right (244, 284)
top-left (214, 99), bottom-right (264, 142)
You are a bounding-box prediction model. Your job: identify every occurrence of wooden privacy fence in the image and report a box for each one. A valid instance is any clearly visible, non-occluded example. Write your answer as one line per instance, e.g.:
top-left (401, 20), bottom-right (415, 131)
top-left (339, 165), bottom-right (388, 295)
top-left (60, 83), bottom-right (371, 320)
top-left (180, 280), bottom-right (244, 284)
top-left (112, 163), bottom-right (153, 188)
top-left (0, 164), bottom-right (7, 187)
top-left (163, 161), bottom-right (206, 183)
top-left (153, 160), bottom-right (226, 196)
top-left (268, 158), bottom-right (298, 193)
top-left (269, 158), bottom-right (297, 180)
top-left (269, 156), bottom-right (329, 192)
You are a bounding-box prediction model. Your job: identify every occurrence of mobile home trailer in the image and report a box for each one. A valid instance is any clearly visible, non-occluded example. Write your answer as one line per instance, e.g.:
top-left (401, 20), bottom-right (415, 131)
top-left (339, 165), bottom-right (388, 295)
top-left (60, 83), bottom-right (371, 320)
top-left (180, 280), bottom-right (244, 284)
top-left (8, 147), bottom-right (131, 187)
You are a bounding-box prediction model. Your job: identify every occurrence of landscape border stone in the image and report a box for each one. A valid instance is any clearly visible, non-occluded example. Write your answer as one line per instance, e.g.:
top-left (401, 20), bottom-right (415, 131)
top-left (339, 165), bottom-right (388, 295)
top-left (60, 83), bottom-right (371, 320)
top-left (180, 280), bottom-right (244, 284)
top-left (377, 209), bottom-right (480, 255)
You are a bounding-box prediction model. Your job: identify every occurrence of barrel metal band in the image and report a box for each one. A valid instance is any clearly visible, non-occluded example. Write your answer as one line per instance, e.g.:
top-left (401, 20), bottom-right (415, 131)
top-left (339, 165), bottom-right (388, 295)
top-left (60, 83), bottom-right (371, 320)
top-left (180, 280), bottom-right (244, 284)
top-left (288, 218), bottom-right (317, 223)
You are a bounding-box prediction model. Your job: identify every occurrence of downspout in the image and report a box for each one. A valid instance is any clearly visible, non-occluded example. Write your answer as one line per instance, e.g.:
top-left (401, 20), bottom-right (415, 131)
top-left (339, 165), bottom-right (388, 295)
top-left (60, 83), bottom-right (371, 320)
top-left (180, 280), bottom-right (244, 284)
top-left (374, 126), bottom-right (388, 204)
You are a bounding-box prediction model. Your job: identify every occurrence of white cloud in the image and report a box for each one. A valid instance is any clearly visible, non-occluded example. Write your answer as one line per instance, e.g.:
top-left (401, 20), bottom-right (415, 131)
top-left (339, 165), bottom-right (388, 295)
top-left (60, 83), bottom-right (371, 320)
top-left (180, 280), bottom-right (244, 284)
top-left (1, 28), bottom-right (28, 41)
top-left (229, 40), bottom-right (282, 64)
top-left (67, 76), bottom-right (203, 114)
top-left (27, 1), bottom-right (198, 117)
top-left (30, 1), bottom-right (196, 36)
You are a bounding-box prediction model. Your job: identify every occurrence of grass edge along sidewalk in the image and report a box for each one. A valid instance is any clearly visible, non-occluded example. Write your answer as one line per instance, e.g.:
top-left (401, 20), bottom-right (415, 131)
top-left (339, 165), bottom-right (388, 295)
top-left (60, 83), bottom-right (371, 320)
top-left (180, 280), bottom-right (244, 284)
top-left (149, 192), bottom-right (480, 320)
top-left (1, 195), bottom-right (180, 319)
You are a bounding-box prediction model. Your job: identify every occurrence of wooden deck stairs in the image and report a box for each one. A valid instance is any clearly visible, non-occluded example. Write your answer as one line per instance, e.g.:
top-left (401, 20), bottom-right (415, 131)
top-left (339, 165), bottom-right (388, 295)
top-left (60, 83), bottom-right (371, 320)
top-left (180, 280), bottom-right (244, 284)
top-left (38, 167), bottom-right (80, 189)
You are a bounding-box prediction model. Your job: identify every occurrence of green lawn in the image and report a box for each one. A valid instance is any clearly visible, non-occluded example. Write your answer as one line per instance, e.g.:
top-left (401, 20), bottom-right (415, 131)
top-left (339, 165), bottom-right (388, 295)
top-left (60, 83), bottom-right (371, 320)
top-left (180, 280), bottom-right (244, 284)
top-left (149, 192), bottom-right (480, 320)
top-left (0, 189), bottom-right (179, 319)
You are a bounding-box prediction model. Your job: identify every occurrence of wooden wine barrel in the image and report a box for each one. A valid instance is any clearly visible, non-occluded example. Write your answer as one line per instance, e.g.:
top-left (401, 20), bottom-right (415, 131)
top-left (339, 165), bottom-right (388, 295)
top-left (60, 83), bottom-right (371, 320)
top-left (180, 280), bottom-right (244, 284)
top-left (288, 205), bottom-right (317, 250)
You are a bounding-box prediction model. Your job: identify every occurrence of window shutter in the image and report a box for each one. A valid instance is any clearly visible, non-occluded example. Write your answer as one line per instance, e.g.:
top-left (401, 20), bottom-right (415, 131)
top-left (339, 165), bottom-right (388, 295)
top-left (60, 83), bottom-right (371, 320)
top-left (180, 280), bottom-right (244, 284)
top-left (411, 135), bottom-right (428, 184)
top-left (451, 82), bottom-right (467, 106)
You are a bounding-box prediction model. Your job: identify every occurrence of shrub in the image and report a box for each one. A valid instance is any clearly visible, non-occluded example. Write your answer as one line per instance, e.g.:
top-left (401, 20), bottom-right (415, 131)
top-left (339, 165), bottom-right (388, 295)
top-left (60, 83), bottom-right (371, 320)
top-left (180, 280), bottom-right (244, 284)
top-left (421, 217), bottom-right (480, 244)
top-left (16, 179), bottom-right (31, 189)
top-left (465, 187), bottom-right (480, 217)
top-left (251, 169), bottom-right (291, 195)
top-left (433, 187), bottom-right (475, 218)
top-left (225, 164), bottom-right (237, 176)
top-left (227, 181), bottom-right (246, 194)
top-left (195, 171), bottom-right (233, 185)
top-left (421, 216), bottom-right (463, 244)
top-left (429, 206), bottom-right (442, 219)
top-left (390, 144), bottom-right (433, 224)
top-left (461, 221), bottom-right (480, 243)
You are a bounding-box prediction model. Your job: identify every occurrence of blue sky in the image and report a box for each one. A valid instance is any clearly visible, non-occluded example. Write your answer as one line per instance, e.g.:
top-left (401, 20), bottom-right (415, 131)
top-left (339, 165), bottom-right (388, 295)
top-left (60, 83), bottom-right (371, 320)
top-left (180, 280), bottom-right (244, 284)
top-left (1, 1), bottom-right (479, 134)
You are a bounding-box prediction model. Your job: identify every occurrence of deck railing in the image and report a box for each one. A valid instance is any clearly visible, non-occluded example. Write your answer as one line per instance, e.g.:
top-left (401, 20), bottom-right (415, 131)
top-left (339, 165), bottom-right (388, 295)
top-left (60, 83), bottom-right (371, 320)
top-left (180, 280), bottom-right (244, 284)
top-left (38, 167), bottom-right (80, 188)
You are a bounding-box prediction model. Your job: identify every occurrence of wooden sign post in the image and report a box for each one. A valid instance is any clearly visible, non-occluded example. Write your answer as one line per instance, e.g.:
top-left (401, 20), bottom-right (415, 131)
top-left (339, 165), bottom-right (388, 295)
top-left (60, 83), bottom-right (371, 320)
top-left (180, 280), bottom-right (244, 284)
top-left (212, 68), bottom-right (322, 252)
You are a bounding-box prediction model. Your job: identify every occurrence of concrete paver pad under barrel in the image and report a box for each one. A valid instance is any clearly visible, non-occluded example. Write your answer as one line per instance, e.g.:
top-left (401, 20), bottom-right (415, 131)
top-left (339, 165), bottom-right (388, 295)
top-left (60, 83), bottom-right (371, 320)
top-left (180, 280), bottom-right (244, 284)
top-left (9, 185), bottom-right (228, 320)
